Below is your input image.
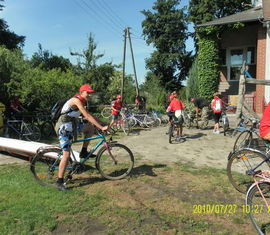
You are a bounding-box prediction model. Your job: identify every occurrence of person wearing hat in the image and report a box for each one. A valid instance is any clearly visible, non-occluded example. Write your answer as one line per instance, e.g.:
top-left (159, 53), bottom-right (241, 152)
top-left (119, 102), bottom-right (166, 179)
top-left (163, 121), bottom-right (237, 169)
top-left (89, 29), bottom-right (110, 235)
top-left (55, 84), bottom-right (108, 191)
top-left (166, 92), bottom-right (186, 141)
top-left (109, 95), bottom-right (125, 129)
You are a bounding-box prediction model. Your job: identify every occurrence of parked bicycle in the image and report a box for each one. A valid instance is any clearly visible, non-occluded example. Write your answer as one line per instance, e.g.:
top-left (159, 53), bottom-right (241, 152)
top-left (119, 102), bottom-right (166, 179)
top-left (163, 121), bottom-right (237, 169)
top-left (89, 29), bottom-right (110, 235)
top-left (233, 119), bottom-right (269, 152)
top-left (0, 118), bottom-right (41, 141)
top-left (30, 131), bottom-right (134, 188)
top-left (246, 170), bottom-right (270, 235)
top-left (101, 106), bottom-right (112, 119)
top-left (227, 148), bottom-right (270, 194)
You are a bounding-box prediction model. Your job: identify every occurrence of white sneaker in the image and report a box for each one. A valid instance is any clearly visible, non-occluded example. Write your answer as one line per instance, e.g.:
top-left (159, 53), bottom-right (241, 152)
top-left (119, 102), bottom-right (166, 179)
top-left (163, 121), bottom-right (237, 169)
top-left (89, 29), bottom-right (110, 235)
top-left (215, 130), bottom-right (220, 134)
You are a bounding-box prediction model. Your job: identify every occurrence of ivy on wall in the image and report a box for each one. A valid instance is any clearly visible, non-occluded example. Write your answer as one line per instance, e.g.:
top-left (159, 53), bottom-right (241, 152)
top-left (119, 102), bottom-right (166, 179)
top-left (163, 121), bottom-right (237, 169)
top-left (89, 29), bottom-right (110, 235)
top-left (197, 26), bottom-right (220, 101)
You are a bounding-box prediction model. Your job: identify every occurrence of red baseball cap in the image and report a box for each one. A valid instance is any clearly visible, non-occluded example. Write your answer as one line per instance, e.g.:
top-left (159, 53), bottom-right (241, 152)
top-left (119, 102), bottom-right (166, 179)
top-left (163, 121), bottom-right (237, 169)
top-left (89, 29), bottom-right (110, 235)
top-left (79, 84), bottom-right (95, 93)
top-left (116, 95), bottom-right (122, 99)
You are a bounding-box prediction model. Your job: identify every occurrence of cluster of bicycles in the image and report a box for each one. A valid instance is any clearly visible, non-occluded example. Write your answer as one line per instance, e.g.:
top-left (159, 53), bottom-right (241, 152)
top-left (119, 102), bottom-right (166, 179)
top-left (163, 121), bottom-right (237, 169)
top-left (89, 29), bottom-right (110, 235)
top-left (226, 114), bottom-right (270, 234)
top-left (0, 112), bottom-right (55, 141)
top-left (100, 106), bottom-right (163, 136)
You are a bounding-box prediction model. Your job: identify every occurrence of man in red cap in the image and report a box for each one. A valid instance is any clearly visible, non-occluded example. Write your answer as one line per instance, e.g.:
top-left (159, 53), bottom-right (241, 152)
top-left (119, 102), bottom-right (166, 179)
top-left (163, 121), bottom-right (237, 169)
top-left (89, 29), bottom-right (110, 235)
top-left (55, 84), bottom-right (108, 191)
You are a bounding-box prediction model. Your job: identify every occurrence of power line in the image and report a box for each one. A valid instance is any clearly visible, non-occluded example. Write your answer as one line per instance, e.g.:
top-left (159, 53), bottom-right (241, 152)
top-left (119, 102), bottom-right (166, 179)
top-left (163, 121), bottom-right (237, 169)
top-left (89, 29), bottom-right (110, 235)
top-left (73, 0), bottom-right (122, 37)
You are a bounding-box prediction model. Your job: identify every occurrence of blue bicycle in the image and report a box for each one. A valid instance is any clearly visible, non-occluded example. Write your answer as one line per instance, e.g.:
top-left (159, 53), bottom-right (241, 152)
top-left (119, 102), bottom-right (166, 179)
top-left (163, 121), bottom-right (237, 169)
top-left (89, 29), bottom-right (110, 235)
top-left (30, 132), bottom-right (134, 187)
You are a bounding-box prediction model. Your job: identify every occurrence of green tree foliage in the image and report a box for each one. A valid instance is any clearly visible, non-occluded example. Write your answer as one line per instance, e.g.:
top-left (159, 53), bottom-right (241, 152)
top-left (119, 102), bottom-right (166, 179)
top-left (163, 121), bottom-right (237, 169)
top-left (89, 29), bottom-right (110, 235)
top-left (0, 46), bottom-right (27, 106)
top-left (0, 1), bottom-right (25, 49)
top-left (107, 71), bottom-right (136, 104)
top-left (6, 68), bottom-right (82, 111)
top-left (188, 0), bottom-right (251, 26)
top-left (186, 56), bottom-right (199, 99)
top-left (140, 72), bottom-right (167, 111)
top-left (141, 0), bottom-right (192, 91)
top-left (30, 44), bottom-right (72, 72)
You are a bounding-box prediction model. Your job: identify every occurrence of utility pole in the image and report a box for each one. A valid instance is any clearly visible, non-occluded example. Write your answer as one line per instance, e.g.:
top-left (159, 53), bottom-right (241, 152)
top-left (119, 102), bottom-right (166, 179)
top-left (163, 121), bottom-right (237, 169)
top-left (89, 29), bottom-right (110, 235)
top-left (121, 28), bottom-right (127, 99)
top-left (121, 27), bottom-right (140, 100)
top-left (127, 27), bottom-right (139, 96)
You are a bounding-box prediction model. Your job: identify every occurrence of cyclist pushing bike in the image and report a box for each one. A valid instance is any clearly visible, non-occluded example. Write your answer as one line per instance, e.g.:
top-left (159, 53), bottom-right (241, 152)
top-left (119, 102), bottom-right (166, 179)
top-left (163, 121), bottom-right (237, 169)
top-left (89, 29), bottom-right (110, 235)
top-left (108, 95), bottom-right (127, 129)
top-left (54, 84), bottom-right (108, 191)
top-left (166, 92), bottom-right (186, 141)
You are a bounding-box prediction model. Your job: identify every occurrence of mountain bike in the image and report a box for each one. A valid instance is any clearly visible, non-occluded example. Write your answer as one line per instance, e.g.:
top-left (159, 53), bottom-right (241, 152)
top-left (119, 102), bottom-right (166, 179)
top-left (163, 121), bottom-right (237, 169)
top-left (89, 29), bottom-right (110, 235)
top-left (0, 119), bottom-right (41, 141)
top-left (110, 112), bottom-right (130, 135)
top-left (30, 131), bottom-right (134, 188)
top-left (227, 148), bottom-right (270, 194)
top-left (233, 119), bottom-right (269, 152)
top-left (168, 116), bottom-right (185, 144)
top-left (246, 170), bottom-right (270, 234)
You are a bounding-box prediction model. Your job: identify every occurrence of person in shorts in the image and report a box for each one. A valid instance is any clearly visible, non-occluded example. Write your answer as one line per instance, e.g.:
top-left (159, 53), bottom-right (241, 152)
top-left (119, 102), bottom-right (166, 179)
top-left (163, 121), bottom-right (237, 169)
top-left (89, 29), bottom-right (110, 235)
top-left (109, 95), bottom-right (125, 129)
top-left (166, 93), bottom-right (185, 140)
top-left (211, 93), bottom-right (223, 134)
top-left (54, 84), bottom-right (108, 191)
top-left (260, 103), bottom-right (270, 141)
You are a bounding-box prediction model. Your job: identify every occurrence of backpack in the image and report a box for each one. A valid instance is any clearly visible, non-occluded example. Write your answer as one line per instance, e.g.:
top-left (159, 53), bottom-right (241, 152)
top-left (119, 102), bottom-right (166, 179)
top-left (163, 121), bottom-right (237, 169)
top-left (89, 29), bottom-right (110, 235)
top-left (51, 98), bottom-right (70, 124)
top-left (212, 99), bottom-right (222, 113)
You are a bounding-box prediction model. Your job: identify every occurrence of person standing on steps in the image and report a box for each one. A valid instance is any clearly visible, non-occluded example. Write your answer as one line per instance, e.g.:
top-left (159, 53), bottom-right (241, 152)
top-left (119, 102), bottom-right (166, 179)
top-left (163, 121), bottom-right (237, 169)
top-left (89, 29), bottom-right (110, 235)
top-left (54, 84), bottom-right (108, 191)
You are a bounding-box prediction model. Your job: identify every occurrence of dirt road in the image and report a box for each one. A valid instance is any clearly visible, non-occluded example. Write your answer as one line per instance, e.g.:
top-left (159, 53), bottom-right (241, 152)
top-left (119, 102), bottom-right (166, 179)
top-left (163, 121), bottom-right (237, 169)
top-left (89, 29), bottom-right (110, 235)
top-left (0, 117), bottom-right (237, 169)
top-left (119, 124), bottom-right (235, 169)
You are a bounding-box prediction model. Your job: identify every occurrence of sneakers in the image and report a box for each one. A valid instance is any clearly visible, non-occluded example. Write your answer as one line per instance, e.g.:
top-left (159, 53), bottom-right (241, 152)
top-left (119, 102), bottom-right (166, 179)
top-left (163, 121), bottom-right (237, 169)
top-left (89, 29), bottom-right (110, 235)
top-left (55, 182), bottom-right (67, 191)
top-left (180, 134), bottom-right (187, 138)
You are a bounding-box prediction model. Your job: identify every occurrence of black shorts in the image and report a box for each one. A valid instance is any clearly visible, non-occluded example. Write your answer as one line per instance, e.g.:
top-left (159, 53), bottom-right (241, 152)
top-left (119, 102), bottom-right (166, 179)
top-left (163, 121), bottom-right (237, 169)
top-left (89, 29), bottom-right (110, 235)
top-left (213, 112), bottom-right (222, 124)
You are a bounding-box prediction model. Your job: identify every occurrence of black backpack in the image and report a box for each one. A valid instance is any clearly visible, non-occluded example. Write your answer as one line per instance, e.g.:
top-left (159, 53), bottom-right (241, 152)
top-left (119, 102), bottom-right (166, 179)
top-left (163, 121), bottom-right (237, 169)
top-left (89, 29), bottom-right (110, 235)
top-left (51, 98), bottom-right (70, 124)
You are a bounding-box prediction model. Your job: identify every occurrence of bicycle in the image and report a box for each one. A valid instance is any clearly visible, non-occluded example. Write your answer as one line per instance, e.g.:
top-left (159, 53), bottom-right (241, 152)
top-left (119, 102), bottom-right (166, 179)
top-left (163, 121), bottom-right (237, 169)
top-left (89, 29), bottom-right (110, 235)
top-left (101, 106), bottom-right (112, 119)
top-left (0, 119), bottom-right (41, 141)
top-left (30, 131), bottom-right (134, 188)
top-left (110, 111), bottom-right (130, 135)
top-left (219, 110), bottom-right (229, 136)
top-left (246, 170), bottom-right (270, 234)
top-left (227, 148), bottom-right (270, 194)
top-left (233, 119), bottom-right (269, 152)
top-left (168, 115), bottom-right (185, 144)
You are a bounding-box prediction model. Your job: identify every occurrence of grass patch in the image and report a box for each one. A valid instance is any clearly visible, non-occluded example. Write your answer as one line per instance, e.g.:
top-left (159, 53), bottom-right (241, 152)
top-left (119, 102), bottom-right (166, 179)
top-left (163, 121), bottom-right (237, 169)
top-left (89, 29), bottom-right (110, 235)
top-left (0, 160), bottom-right (256, 234)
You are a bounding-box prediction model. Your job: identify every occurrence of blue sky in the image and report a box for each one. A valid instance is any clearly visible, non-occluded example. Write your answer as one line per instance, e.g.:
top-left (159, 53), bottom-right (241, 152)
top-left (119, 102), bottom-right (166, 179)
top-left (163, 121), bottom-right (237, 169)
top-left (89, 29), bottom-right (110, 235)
top-left (1, 0), bottom-right (193, 84)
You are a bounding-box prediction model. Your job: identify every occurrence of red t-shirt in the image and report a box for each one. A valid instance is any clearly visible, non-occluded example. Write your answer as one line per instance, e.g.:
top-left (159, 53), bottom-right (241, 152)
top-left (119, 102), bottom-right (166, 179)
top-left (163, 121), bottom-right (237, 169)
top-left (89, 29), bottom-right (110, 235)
top-left (111, 100), bottom-right (123, 115)
top-left (168, 99), bottom-right (185, 112)
top-left (260, 103), bottom-right (270, 137)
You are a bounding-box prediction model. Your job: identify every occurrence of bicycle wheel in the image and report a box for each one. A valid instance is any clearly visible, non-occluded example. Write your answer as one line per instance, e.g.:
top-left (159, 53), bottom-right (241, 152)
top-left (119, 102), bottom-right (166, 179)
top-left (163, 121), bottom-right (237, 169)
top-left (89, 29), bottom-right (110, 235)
top-left (41, 121), bottom-right (55, 137)
top-left (227, 149), bottom-right (270, 193)
top-left (101, 107), bottom-right (112, 119)
top-left (30, 147), bottom-right (67, 186)
top-left (120, 119), bottom-right (130, 135)
top-left (22, 123), bottom-right (41, 141)
top-left (233, 131), bottom-right (254, 151)
top-left (95, 143), bottom-right (134, 180)
top-left (246, 182), bottom-right (270, 235)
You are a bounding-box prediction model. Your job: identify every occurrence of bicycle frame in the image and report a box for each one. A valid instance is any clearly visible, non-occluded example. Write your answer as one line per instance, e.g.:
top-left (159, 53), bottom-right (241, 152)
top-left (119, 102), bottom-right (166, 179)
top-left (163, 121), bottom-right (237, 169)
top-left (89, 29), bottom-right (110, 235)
top-left (249, 171), bottom-right (270, 207)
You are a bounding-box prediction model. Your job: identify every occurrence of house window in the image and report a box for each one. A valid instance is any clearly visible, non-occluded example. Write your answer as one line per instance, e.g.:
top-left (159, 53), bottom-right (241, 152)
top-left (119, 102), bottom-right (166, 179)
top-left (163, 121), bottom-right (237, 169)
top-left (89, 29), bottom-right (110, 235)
top-left (227, 47), bottom-right (256, 80)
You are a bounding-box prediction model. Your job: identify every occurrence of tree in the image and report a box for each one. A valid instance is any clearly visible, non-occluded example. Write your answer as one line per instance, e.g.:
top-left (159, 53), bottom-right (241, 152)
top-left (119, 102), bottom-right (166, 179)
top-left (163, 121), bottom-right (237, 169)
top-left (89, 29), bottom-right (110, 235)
top-left (186, 56), bottom-right (199, 99)
top-left (30, 44), bottom-right (72, 72)
top-left (0, 0), bottom-right (25, 49)
top-left (0, 46), bottom-right (27, 106)
top-left (141, 0), bottom-right (192, 91)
